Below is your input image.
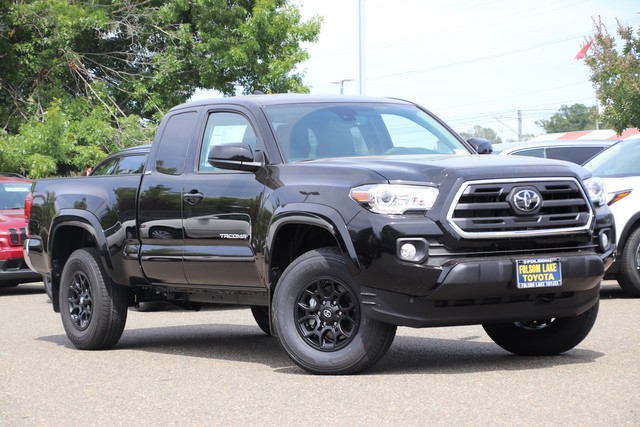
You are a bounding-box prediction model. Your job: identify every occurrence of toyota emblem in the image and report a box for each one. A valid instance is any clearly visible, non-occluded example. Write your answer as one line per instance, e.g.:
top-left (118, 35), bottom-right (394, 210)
top-left (512, 189), bottom-right (541, 213)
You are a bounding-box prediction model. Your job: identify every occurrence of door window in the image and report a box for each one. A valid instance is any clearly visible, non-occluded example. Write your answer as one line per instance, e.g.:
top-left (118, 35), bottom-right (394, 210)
top-left (199, 112), bottom-right (257, 172)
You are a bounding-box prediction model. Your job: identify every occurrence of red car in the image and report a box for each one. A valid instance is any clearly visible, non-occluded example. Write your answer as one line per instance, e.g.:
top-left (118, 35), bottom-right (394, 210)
top-left (0, 175), bottom-right (41, 288)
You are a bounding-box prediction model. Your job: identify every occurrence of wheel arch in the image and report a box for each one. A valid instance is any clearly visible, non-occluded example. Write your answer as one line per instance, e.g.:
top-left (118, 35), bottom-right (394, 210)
top-left (48, 210), bottom-right (114, 311)
top-left (265, 203), bottom-right (361, 294)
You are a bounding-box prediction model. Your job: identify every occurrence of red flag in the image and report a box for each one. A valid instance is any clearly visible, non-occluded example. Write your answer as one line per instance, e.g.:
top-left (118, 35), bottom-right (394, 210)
top-left (575, 39), bottom-right (593, 60)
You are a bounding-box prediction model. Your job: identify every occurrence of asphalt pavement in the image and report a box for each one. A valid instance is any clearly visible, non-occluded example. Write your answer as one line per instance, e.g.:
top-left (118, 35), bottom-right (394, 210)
top-left (0, 280), bottom-right (638, 426)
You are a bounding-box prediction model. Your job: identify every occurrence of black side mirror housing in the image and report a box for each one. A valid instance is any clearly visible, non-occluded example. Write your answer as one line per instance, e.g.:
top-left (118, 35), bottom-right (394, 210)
top-left (467, 137), bottom-right (493, 154)
top-left (208, 143), bottom-right (263, 172)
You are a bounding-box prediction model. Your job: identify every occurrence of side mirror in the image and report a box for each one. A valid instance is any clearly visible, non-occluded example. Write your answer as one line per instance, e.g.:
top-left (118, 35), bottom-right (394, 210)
top-left (467, 137), bottom-right (493, 154)
top-left (208, 143), bottom-right (262, 172)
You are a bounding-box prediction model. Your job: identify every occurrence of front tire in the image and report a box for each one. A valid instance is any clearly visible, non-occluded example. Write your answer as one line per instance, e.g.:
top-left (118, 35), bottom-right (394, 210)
top-left (59, 248), bottom-right (128, 350)
top-left (617, 227), bottom-right (640, 297)
top-left (482, 301), bottom-right (599, 356)
top-left (272, 248), bottom-right (396, 375)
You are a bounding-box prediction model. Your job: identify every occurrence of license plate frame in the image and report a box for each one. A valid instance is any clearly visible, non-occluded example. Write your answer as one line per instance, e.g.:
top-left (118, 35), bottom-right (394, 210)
top-left (515, 258), bottom-right (562, 289)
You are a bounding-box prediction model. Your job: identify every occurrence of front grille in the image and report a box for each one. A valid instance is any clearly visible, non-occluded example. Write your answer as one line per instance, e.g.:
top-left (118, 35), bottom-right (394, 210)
top-left (434, 291), bottom-right (575, 308)
top-left (1, 258), bottom-right (29, 271)
top-left (8, 227), bottom-right (27, 246)
top-left (447, 178), bottom-right (593, 239)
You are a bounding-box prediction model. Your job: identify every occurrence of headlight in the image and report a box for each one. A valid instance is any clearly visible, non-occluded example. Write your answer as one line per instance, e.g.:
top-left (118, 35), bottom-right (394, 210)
top-left (350, 184), bottom-right (439, 214)
top-left (583, 177), bottom-right (606, 207)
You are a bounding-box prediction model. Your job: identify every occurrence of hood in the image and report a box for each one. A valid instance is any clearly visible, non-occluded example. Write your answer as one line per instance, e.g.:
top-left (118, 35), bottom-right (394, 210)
top-left (281, 154), bottom-right (589, 186)
top-left (0, 208), bottom-right (28, 229)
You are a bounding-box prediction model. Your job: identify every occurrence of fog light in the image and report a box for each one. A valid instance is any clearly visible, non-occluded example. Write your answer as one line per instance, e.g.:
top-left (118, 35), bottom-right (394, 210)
top-left (396, 238), bottom-right (428, 263)
top-left (400, 243), bottom-right (417, 260)
top-left (599, 230), bottom-right (610, 252)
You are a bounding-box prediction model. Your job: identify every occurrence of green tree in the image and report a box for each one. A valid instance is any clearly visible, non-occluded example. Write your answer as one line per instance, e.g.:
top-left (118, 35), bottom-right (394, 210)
top-left (584, 18), bottom-right (640, 134)
top-left (459, 125), bottom-right (503, 145)
top-left (535, 104), bottom-right (598, 133)
top-left (0, 0), bottom-right (321, 177)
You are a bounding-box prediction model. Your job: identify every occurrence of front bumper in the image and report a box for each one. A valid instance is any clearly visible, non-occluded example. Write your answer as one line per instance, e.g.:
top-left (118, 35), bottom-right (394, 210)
top-left (23, 238), bottom-right (47, 275)
top-left (348, 203), bottom-right (615, 328)
top-left (360, 253), bottom-right (606, 328)
top-left (0, 258), bottom-right (41, 284)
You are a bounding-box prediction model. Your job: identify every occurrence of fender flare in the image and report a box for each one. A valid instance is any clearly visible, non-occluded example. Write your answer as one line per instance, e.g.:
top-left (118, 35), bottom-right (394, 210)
top-left (49, 209), bottom-right (114, 276)
top-left (265, 203), bottom-right (361, 275)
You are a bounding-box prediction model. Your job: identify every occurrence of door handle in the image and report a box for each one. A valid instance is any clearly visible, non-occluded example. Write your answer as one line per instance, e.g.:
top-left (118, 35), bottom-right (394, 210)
top-left (183, 190), bottom-right (204, 205)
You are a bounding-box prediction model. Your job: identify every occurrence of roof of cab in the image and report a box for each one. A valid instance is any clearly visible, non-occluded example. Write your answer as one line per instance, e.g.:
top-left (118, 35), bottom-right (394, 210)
top-left (169, 93), bottom-right (414, 112)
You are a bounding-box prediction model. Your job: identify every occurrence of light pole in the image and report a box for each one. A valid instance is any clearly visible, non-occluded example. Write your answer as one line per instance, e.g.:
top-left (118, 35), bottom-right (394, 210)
top-left (359, 0), bottom-right (366, 95)
top-left (330, 79), bottom-right (354, 95)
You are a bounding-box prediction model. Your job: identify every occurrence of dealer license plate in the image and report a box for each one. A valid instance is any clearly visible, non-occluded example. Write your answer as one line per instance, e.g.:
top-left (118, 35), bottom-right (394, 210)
top-left (515, 258), bottom-right (562, 289)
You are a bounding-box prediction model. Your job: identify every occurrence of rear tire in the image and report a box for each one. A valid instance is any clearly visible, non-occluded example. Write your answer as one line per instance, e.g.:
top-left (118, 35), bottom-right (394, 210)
top-left (273, 247), bottom-right (396, 375)
top-left (617, 227), bottom-right (640, 297)
top-left (43, 275), bottom-right (53, 301)
top-left (483, 301), bottom-right (599, 356)
top-left (59, 248), bottom-right (128, 350)
top-left (250, 305), bottom-right (271, 335)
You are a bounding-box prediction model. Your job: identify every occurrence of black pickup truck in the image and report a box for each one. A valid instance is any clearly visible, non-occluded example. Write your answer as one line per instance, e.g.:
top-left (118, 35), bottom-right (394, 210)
top-left (24, 94), bottom-right (615, 374)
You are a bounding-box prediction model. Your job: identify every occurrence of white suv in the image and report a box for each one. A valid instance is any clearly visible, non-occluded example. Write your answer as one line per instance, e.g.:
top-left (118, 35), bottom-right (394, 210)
top-left (584, 139), bottom-right (640, 296)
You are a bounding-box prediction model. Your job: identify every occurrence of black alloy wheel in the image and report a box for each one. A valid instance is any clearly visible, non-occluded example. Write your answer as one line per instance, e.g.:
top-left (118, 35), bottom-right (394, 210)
top-left (66, 270), bottom-right (93, 330)
top-left (295, 278), bottom-right (359, 351)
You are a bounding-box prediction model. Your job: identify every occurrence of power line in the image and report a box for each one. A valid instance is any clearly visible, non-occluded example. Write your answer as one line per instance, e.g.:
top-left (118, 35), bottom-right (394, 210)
top-left (436, 81), bottom-right (591, 114)
top-left (306, 0), bottom-right (603, 59)
top-left (365, 0), bottom-right (590, 52)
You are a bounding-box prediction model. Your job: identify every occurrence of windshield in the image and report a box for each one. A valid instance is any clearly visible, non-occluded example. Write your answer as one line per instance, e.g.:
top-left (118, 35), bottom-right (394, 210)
top-left (0, 182), bottom-right (30, 210)
top-left (264, 103), bottom-right (471, 162)
top-left (583, 139), bottom-right (640, 177)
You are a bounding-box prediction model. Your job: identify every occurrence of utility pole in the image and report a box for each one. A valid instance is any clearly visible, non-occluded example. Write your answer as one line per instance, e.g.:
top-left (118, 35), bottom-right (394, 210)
top-left (517, 110), bottom-right (522, 140)
top-left (330, 79), bottom-right (353, 94)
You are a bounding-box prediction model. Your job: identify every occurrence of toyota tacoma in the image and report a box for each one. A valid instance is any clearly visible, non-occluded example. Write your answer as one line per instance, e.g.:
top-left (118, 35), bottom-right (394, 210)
top-left (24, 94), bottom-right (615, 374)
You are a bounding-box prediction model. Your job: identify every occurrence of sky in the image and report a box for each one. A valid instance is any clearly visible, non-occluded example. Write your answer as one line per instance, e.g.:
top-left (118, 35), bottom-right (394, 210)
top-left (295, 0), bottom-right (640, 142)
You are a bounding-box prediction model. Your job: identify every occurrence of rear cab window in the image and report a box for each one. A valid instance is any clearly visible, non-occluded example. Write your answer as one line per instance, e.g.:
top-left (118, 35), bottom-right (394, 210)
top-left (155, 111), bottom-right (198, 176)
top-left (91, 154), bottom-right (148, 176)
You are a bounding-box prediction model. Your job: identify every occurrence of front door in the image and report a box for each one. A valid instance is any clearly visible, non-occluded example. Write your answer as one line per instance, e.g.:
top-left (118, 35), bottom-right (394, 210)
top-left (181, 110), bottom-right (265, 288)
